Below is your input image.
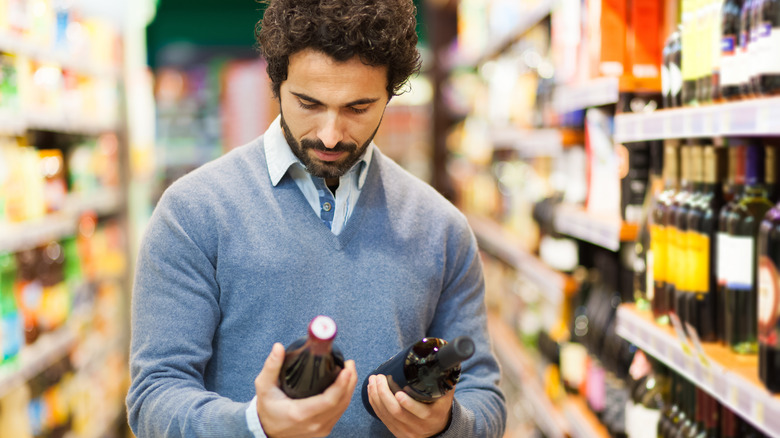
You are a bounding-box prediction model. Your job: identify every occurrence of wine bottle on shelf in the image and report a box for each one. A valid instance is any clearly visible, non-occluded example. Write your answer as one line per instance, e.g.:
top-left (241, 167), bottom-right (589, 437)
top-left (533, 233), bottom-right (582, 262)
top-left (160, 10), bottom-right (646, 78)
top-left (720, 406), bottom-right (739, 438)
top-left (668, 145), bottom-right (694, 326)
top-left (660, 370), bottom-right (685, 438)
top-left (361, 336), bottom-right (474, 418)
top-left (653, 142), bottom-right (680, 325)
top-left (686, 145), bottom-right (725, 342)
top-left (757, 181), bottom-right (780, 393)
top-left (717, 145), bottom-right (746, 344)
top-left (682, 0), bottom-right (699, 106)
top-left (677, 143), bottom-right (705, 331)
top-left (279, 315), bottom-right (345, 399)
top-left (561, 267), bottom-right (595, 395)
top-left (696, 389), bottom-right (720, 438)
top-left (726, 142), bottom-right (773, 354)
top-left (749, 0), bottom-right (766, 96)
top-left (757, 0), bottom-right (780, 95)
top-left (721, 0), bottom-right (746, 100)
top-left (670, 28), bottom-right (684, 107)
top-left (635, 141), bottom-right (664, 312)
top-left (711, 0), bottom-right (724, 103)
top-left (739, 0), bottom-right (756, 97)
top-left (675, 378), bottom-right (699, 438)
top-left (663, 33), bottom-right (674, 109)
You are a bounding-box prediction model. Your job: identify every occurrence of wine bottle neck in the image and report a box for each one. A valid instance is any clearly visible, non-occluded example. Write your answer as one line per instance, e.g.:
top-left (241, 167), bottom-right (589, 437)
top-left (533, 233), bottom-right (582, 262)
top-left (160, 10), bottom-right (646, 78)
top-left (436, 337), bottom-right (475, 370)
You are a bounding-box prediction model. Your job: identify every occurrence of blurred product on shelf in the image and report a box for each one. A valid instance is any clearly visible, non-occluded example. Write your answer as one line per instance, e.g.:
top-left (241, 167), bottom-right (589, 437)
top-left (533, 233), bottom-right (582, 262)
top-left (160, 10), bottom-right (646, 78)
top-left (633, 140), bottom-right (663, 313)
top-left (724, 141), bottom-right (773, 354)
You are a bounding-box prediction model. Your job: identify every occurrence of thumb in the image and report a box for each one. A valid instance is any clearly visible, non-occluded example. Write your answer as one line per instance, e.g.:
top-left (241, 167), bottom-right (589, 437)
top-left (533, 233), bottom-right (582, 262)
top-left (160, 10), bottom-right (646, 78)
top-left (255, 343), bottom-right (286, 391)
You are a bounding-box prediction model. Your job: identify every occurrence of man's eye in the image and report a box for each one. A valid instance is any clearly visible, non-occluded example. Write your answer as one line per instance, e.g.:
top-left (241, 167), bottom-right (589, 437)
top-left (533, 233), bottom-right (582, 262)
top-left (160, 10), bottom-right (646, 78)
top-left (298, 101), bottom-right (317, 110)
top-left (350, 106), bottom-right (369, 114)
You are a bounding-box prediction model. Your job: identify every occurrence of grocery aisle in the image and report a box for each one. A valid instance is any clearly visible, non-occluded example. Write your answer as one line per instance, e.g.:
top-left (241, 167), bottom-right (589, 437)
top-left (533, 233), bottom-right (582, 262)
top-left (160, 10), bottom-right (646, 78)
top-left (3, 0), bottom-right (780, 437)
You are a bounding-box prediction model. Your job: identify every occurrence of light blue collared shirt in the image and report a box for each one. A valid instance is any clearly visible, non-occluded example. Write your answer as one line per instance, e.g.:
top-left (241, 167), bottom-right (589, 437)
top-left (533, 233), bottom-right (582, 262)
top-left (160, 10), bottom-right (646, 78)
top-left (263, 115), bottom-right (373, 235)
top-left (245, 116), bottom-right (374, 436)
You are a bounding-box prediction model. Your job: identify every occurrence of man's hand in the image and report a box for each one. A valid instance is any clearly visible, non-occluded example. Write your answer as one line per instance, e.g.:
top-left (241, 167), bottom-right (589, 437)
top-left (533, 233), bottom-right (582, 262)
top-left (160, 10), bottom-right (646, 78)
top-left (254, 343), bottom-right (358, 438)
top-left (366, 374), bottom-right (454, 438)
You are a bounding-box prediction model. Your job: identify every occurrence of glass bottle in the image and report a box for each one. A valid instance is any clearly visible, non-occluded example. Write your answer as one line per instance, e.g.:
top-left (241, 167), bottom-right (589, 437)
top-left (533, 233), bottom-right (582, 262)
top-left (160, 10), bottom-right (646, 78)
top-left (757, 0), bottom-right (780, 95)
top-left (726, 142), bottom-right (773, 354)
top-left (721, 0), bottom-right (746, 99)
top-left (686, 145), bottom-right (725, 342)
top-left (653, 142), bottom-right (680, 324)
top-left (717, 145), bottom-right (746, 344)
top-left (280, 315), bottom-right (345, 399)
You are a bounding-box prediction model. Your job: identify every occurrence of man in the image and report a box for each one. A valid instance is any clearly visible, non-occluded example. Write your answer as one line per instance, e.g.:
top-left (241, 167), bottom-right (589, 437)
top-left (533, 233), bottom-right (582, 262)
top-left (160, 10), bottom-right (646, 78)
top-left (126, 0), bottom-right (506, 436)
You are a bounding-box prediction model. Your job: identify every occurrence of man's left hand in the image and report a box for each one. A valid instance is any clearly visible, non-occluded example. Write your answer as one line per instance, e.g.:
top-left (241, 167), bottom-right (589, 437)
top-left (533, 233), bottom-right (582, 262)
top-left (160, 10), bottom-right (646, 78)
top-left (366, 374), bottom-right (453, 438)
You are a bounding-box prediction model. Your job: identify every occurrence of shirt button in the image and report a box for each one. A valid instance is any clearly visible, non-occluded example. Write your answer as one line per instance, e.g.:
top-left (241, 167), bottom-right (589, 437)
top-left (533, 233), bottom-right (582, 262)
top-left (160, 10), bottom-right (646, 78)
top-left (323, 202), bottom-right (332, 212)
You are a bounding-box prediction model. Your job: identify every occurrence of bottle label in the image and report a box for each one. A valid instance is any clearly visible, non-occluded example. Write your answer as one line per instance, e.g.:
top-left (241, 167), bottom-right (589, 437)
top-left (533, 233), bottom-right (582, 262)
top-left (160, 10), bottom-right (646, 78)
top-left (758, 255), bottom-right (780, 347)
top-left (763, 26), bottom-right (780, 75)
top-left (721, 35), bottom-right (739, 86)
top-left (728, 236), bottom-right (755, 290)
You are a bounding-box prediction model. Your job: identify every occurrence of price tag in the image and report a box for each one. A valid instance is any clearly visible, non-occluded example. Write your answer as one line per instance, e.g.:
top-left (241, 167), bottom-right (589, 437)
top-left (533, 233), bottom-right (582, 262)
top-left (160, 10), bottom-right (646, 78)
top-left (669, 313), bottom-right (693, 355)
top-left (728, 385), bottom-right (738, 406)
top-left (752, 400), bottom-right (765, 426)
top-left (685, 322), bottom-right (711, 367)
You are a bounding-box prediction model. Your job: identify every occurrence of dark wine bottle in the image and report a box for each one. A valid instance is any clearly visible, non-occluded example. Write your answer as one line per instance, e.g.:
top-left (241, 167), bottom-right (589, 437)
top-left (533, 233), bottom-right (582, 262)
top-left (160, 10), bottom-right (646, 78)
top-left (750, 0), bottom-right (766, 96)
top-left (653, 142), bottom-right (680, 325)
top-left (361, 336), bottom-right (475, 418)
top-left (757, 197), bottom-right (780, 392)
top-left (739, 0), bottom-right (756, 97)
top-left (279, 315), bottom-right (345, 399)
top-left (721, 0), bottom-right (746, 99)
top-left (668, 145), bottom-right (695, 326)
top-left (686, 146), bottom-right (725, 342)
top-left (758, 0), bottom-right (780, 95)
top-left (726, 142), bottom-right (773, 354)
top-left (670, 29), bottom-right (684, 108)
top-left (677, 144), bottom-right (704, 330)
top-left (717, 145), bottom-right (746, 344)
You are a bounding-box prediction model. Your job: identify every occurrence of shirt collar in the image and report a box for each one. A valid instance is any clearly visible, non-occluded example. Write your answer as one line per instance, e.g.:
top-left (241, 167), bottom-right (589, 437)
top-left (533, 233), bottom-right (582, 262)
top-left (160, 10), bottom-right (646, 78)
top-left (264, 115), bottom-right (373, 188)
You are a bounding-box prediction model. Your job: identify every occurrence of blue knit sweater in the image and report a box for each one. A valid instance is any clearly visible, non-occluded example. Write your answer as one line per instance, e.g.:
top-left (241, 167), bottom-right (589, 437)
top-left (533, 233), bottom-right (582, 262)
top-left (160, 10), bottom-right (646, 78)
top-left (126, 137), bottom-right (506, 437)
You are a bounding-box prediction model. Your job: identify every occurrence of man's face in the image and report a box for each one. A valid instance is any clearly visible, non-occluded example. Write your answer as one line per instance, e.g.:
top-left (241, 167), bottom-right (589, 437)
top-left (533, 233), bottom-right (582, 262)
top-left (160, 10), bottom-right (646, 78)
top-left (279, 48), bottom-right (389, 182)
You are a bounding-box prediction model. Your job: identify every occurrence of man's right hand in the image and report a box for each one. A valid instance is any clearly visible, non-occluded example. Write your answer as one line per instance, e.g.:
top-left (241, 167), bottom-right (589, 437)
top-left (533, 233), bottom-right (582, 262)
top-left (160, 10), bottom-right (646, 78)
top-left (254, 342), bottom-right (357, 438)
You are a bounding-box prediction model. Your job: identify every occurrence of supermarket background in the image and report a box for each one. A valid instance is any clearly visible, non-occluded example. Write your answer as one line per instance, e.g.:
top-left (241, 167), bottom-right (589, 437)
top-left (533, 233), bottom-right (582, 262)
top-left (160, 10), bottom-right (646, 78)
top-left (2, 0), bottom-right (780, 436)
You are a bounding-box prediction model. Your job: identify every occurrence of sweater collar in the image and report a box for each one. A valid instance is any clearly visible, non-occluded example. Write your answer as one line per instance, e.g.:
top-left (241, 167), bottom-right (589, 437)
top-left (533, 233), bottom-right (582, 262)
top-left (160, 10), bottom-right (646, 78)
top-left (263, 115), bottom-right (374, 189)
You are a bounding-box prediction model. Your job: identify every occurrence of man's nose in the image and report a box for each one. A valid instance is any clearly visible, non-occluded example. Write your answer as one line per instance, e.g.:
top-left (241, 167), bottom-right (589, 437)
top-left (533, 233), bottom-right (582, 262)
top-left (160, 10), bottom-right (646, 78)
top-left (318, 113), bottom-right (345, 149)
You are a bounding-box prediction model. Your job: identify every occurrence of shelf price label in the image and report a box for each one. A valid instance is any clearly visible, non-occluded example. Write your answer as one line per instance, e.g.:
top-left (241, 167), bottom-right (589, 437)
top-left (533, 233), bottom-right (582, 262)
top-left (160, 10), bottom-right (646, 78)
top-left (684, 322), bottom-right (711, 368)
top-left (752, 400), bottom-right (765, 427)
top-left (669, 313), bottom-right (693, 356)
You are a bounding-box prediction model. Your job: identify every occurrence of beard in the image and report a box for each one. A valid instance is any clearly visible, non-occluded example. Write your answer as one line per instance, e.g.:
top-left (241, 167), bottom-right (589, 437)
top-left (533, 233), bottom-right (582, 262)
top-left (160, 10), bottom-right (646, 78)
top-left (280, 111), bottom-right (380, 180)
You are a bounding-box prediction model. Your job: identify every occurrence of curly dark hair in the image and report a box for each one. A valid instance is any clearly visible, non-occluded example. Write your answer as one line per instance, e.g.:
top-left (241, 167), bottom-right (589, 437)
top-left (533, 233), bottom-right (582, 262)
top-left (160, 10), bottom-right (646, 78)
top-left (255, 0), bottom-right (421, 99)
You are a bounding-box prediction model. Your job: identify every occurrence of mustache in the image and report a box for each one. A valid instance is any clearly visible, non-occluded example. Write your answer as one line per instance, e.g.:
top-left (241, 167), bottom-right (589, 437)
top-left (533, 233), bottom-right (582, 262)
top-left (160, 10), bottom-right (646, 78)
top-left (300, 138), bottom-right (358, 154)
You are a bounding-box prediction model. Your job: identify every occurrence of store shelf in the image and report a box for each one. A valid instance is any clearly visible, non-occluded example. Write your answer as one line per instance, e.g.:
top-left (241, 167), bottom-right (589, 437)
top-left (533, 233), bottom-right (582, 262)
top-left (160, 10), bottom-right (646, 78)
top-left (448, 0), bottom-right (555, 69)
top-left (0, 187), bottom-right (123, 253)
top-left (468, 214), bottom-right (576, 305)
top-left (553, 204), bottom-right (637, 251)
top-left (0, 325), bottom-right (78, 399)
top-left (0, 31), bottom-right (119, 79)
top-left (490, 127), bottom-right (563, 157)
top-left (0, 108), bottom-right (118, 136)
top-left (615, 304), bottom-right (780, 437)
top-left (614, 97), bottom-right (780, 143)
top-left (552, 77), bottom-right (620, 114)
top-left (487, 312), bottom-right (569, 438)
